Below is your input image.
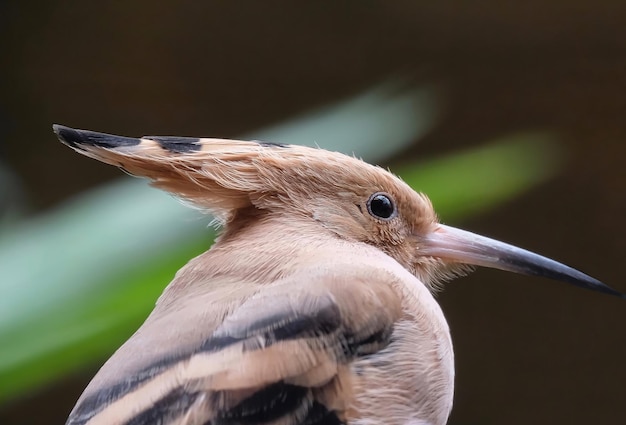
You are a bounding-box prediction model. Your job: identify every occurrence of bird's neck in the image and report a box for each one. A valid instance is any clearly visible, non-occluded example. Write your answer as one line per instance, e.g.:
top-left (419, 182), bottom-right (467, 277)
top-left (168, 211), bottom-right (338, 292)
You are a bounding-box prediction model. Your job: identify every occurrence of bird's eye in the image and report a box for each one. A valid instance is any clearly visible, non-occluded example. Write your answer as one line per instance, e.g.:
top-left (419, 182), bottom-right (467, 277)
top-left (367, 192), bottom-right (396, 220)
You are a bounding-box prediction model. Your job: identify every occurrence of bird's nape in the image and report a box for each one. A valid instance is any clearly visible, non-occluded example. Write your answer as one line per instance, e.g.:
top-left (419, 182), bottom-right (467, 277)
top-left (420, 224), bottom-right (624, 298)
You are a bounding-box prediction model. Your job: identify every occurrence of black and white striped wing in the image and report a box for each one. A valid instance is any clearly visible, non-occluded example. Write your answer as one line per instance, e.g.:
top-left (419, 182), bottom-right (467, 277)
top-left (66, 273), bottom-right (402, 425)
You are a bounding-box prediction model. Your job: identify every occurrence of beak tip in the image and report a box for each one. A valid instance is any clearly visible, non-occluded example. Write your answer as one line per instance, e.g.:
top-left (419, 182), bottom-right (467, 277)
top-left (578, 278), bottom-right (624, 299)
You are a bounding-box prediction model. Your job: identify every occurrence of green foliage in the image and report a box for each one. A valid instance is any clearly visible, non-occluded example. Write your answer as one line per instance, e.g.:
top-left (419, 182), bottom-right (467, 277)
top-left (397, 132), bottom-right (561, 221)
top-left (0, 82), bottom-right (559, 403)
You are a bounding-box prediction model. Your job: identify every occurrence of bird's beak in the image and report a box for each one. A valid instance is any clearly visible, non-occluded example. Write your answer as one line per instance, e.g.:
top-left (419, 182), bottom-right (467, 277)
top-left (420, 224), bottom-right (623, 298)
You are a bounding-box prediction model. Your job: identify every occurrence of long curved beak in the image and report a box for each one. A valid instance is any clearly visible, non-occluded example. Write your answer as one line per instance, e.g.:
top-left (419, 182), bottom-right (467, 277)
top-left (421, 224), bottom-right (623, 298)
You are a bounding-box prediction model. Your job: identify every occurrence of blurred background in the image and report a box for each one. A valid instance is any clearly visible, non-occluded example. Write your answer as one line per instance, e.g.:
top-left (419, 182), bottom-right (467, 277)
top-left (1, 1), bottom-right (625, 424)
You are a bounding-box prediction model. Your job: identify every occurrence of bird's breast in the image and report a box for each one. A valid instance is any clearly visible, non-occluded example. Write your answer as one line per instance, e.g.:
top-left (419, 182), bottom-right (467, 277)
top-left (348, 281), bottom-right (455, 425)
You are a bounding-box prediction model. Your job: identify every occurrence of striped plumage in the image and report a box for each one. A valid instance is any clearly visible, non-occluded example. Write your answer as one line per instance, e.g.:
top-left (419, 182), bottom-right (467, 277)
top-left (54, 125), bottom-right (621, 425)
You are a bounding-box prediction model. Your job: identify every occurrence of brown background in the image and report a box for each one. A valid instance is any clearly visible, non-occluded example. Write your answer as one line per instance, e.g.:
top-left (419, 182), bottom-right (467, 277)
top-left (1, 1), bottom-right (625, 424)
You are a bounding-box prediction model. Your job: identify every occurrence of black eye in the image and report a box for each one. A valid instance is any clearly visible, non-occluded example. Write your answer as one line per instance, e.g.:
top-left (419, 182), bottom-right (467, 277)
top-left (367, 192), bottom-right (396, 220)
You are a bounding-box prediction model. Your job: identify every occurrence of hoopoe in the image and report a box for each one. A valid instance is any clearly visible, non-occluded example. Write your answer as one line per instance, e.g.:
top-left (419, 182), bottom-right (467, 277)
top-left (54, 124), bottom-right (622, 425)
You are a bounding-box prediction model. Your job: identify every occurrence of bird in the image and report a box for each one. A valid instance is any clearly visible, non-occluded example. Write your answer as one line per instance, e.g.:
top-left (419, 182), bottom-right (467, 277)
top-left (53, 124), bottom-right (622, 425)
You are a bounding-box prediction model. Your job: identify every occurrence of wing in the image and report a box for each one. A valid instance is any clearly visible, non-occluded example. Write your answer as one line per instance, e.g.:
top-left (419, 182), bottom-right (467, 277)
top-left (66, 270), bottom-right (403, 425)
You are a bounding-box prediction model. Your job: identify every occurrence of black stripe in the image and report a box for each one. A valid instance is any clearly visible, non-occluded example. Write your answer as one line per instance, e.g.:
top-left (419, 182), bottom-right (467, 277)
top-left (302, 402), bottom-right (345, 425)
top-left (144, 136), bottom-right (201, 153)
top-left (66, 358), bottom-right (181, 425)
top-left (215, 382), bottom-right (308, 424)
top-left (267, 304), bottom-right (341, 341)
top-left (105, 386), bottom-right (344, 425)
top-left (54, 125), bottom-right (140, 149)
top-left (218, 301), bottom-right (342, 347)
top-left (123, 387), bottom-right (202, 425)
top-left (341, 326), bottom-right (393, 358)
top-left (253, 140), bottom-right (289, 148)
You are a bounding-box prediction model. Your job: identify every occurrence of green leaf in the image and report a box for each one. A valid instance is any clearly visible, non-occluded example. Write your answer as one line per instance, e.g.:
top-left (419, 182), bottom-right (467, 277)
top-left (252, 80), bottom-right (440, 162)
top-left (396, 132), bottom-right (561, 222)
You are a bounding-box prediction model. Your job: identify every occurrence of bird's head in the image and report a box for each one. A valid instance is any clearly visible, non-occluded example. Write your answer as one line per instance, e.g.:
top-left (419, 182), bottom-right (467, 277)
top-left (54, 124), bottom-right (622, 297)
